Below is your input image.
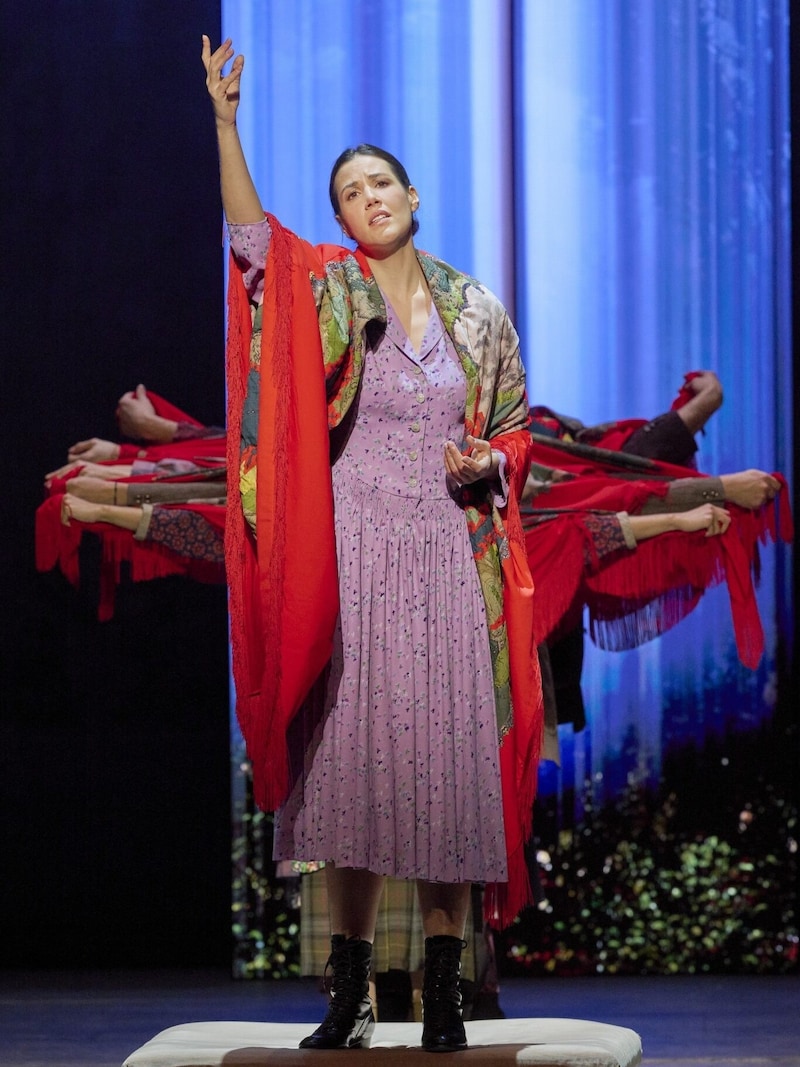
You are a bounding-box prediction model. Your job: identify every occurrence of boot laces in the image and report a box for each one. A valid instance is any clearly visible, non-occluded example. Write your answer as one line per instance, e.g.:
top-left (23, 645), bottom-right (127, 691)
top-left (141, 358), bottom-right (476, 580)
top-left (423, 939), bottom-right (465, 1011)
top-left (320, 944), bottom-right (370, 1027)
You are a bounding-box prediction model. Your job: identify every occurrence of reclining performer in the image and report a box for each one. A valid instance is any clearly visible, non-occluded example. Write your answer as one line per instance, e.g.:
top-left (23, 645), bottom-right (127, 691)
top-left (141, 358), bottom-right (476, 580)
top-left (522, 370), bottom-right (789, 741)
top-left (36, 388), bottom-right (227, 619)
top-left (63, 382), bottom-right (225, 463)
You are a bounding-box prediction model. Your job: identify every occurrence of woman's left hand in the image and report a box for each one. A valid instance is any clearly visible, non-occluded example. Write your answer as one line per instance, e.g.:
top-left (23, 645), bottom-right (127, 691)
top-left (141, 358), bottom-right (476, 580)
top-left (444, 435), bottom-right (498, 486)
top-left (45, 460), bottom-right (129, 487)
top-left (59, 475), bottom-right (122, 505)
top-left (61, 493), bottom-right (103, 527)
top-left (672, 503), bottom-right (731, 537)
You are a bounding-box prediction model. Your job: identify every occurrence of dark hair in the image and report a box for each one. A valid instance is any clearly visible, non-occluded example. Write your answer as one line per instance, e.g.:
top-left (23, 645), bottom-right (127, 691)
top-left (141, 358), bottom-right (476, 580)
top-left (329, 144), bottom-right (419, 235)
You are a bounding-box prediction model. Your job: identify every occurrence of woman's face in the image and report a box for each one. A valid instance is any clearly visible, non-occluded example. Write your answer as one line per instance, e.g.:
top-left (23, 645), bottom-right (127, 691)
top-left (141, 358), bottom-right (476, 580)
top-left (333, 154), bottom-right (418, 257)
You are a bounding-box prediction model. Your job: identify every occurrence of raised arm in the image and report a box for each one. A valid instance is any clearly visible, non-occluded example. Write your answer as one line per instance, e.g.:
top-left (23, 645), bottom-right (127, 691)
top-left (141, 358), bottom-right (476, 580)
top-left (116, 384), bottom-right (178, 442)
top-left (201, 35), bottom-right (264, 224)
top-left (674, 370), bottom-right (723, 435)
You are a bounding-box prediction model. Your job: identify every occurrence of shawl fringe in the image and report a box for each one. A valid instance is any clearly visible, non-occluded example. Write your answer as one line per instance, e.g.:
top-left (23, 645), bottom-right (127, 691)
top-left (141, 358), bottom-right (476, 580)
top-left (524, 477), bottom-right (793, 671)
top-left (483, 437), bottom-right (543, 927)
top-left (35, 495), bottom-right (224, 621)
top-left (226, 216), bottom-right (339, 811)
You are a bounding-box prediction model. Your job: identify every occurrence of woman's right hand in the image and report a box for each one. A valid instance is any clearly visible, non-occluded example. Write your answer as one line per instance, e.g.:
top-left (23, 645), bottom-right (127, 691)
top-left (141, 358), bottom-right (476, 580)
top-left (201, 35), bottom-right (244, 126)
top-left (61, 493), bottom-right (103, 527)
top-left (672, 503), bottom-right (731, 537)
top-left (719, 469), bottom-right (781, 509)
top-left (66, 437), bottom-right (121, 464)
top-left (45, 460), bottom-right (130, 486)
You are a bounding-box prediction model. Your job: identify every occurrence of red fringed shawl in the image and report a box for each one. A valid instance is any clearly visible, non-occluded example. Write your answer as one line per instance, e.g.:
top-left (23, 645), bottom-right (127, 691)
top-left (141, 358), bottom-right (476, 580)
top-left (224, 221), bottom-right (339, 816)
top-left (35, 389), bottom-right (228, 617)
top-left (225, 217), bottom-right (542, 929)
top-left (522, 438), bottom-right (793, 668)
top-left (35, 496), bottom-right (225, 620)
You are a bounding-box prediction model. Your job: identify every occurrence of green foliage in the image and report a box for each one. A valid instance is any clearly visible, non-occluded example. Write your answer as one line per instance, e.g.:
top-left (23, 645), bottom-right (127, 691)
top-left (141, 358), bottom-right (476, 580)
top-left (231, 755), bottom-right (301, 979)
top-left (501, 766), bottom-right (797, 976)
top-left (230, 708), bottom-right (798, 980)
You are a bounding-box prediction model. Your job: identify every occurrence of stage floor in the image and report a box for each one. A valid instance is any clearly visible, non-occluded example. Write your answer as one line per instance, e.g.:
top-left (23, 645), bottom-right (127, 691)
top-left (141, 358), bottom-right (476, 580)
top-left (0, 968), bottom-right (798, 1067)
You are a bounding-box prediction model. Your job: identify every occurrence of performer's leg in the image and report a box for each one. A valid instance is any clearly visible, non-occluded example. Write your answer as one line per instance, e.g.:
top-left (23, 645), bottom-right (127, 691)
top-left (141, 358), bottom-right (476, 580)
top-left (417, 880), bottom-right (470, 1052)
top-left (417, 880), bottom-right (470, 938)
top-left (326, 864), bottom-right (385, 939)
top-left (299, 866), bottom-right (384, 1051)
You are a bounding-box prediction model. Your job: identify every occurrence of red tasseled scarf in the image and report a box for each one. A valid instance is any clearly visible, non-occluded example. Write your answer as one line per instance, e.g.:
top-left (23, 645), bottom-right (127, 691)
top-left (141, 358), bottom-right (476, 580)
top-left (35, 495), bottom-right (225, 620)
top-left (524, 471), bottom-right (793, 669)
top-left (483, 431), bottom-right (542, 928)
top-left (226, 221), bottom-right (544, 928)
top-left (225, 216), bottom-right (339, 812)
top-left (584, 476), bottom-right (793, 669)
top-left (145, 390), bottom-right (205, 428)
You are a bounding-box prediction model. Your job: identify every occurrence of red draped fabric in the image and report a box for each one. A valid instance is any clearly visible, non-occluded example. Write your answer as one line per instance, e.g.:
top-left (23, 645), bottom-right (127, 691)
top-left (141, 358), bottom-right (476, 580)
top-left (225, 220), bottom-right (541, 927)
top-left (523, 443), bottom-right (793, 669)
top-left (224, 218), bottom-right (339, 814)
top-left (35, 495), bottom-right (225, 621)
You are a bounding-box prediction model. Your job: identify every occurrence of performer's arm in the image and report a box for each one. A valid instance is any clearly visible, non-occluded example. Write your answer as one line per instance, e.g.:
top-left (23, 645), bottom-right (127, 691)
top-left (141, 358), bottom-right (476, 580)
top-left (638, 470), bottom-right (779, 514)
top-left (621, 503), bottom-right (731, 546)
top-left (201, 35), bottom-right (264, 224)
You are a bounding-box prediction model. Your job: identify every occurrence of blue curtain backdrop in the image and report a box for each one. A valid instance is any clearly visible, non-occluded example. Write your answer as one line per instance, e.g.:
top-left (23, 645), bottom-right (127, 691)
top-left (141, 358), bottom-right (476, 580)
top-left (224, 0), bottom-right (794, 977)
top-left (222, 0), bottom-right (791, 802)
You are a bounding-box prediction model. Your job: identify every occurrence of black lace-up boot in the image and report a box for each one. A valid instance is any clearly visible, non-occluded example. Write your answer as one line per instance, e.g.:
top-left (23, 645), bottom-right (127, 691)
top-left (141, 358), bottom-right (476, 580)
top-left (299, 935), bottom-right (375, 1050)
top-left (421, 935), bottom-right (468, 1052)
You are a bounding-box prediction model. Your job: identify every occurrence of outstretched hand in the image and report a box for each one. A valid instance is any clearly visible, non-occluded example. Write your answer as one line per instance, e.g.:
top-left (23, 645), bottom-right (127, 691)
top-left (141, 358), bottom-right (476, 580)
top-left (67, 437), bottom-right (121, 464)
top-left (684, 370), bottom-right (723, 407)
top-left (115, 384), bottom-right (177, 442)
top-left (673, 503), bottom-right (731, 537)
top-left (719, 469), bottom-right (781, 510)
top-left (61, 493), bottom-right (103, 527)
top-left (673, 370), bottom-right (723, 434)
top-left (45, 460), bottom-right (130, 488)
top-left (444, 435), bottom-right (499, 486)
top-left (202, 35), bottom-right (244, 126)
top-left (57, 475), bottom-right (120, 505)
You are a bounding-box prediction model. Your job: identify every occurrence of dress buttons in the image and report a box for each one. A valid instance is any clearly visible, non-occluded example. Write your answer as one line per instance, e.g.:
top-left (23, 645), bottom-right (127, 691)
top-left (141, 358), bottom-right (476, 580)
top-left (416, 392), bottom-right (426, 403)
top-left (409, 476), bottom-right (418, 487)
top-left (409, 451), bottom-right (418, 461)
top-left (411, 422), bottom-right (421, 433)
top-left (412, 366), bottom-right (423, 375)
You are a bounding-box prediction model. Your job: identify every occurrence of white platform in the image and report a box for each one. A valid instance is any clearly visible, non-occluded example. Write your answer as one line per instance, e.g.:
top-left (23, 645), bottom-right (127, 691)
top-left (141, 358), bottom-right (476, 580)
top-left (122, 1018), bottom-right (643, 1067)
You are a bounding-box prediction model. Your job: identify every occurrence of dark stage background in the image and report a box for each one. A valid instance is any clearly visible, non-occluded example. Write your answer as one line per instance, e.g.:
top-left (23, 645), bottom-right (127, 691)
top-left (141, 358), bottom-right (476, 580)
top-left (0, 1), bottom-right (796, 976)
top-left (0, 1), bottom-right (231, 967)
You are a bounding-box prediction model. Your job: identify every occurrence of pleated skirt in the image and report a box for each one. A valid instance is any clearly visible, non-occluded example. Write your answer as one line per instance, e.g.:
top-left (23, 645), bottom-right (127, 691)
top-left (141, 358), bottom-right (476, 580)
top-left (273, 467), bottom-right (508, 884)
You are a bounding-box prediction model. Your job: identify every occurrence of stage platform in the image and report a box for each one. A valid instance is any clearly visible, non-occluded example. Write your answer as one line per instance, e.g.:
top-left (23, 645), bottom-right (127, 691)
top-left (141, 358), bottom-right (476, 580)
top-left (1, 969), bottom-right (798, 1067)
top-left (122, 1018), bottom-right (642, 1067)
